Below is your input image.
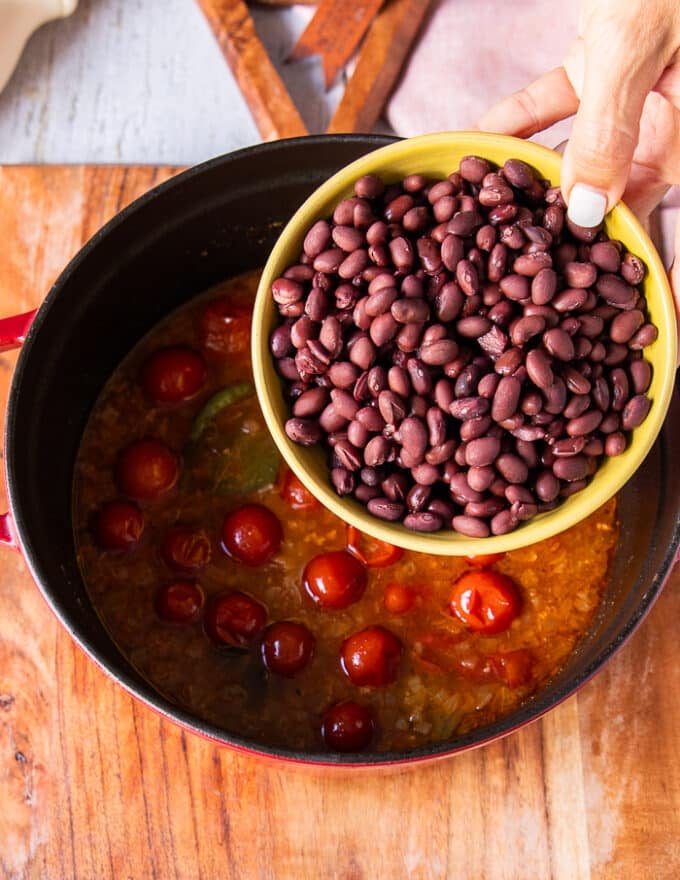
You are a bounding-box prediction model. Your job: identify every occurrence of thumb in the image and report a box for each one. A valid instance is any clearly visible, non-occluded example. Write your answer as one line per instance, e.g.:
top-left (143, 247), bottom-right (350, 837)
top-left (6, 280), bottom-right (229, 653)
top-left (562, 29), bottom-right (664, 228)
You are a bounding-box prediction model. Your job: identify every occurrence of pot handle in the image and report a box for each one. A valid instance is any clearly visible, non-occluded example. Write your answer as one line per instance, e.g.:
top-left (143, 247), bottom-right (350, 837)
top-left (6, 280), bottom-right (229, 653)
top-left (0, 309), bottom-right (37, 353)
top-left (0, 512), bottom-right (17, 550)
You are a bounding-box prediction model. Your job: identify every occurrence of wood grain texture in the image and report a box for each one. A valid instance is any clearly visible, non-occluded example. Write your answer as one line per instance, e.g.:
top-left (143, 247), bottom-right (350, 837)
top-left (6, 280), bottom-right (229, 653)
top-left (196, 0), bottom-right (309, 140)
top-left (1, 165), bottom-right (679, 880)
top-left (327, 0), bottom-right (433, 134)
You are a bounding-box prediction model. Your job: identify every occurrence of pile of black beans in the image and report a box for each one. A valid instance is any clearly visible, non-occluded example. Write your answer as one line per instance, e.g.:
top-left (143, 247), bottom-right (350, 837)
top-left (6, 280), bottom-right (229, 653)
top-left (268, 155), bottom-right (657, 537)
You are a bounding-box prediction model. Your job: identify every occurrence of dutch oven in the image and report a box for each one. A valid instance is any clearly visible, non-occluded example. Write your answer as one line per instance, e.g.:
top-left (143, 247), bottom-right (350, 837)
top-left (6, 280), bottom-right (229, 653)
top-left (1, 135), bottom-right (679, 765)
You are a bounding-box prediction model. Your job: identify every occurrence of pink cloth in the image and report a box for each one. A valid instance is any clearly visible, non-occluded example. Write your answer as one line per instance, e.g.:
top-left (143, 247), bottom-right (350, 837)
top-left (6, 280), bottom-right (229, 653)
top-left (386, 0), bottom-right (579, 148)
top-left (385, 0), bottom-right (677, 264)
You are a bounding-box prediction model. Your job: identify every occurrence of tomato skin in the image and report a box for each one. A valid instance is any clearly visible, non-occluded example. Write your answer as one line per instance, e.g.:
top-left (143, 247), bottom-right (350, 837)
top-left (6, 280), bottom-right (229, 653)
top-left (94, 500), bottom-right (144, 550)
top-left (116, 439), bottom-right (179, 500)
top-left (302, 550), bottom-right (367, 609)
top-left (345, 525), bottom-right (404, 568)
top-left (383, 583), bottom-right (416, 615)
top-left (322, 701), bottom-right (375, 753)
top-left (141, 346), bottom-right (206, 405)
top-left (490, 649), bottom-right (534, 687)
top-left (155, 580), bottom-right (205, 624)
top-left (221, 504), bottom-right (282, 566)
top-left (464, 553), bottom-right (506, 567)
top-left (204, 591), bottom-right (267, 646)
top-left (280, 470), bottom-right (319, 511)
top-left (161, 526), bottom-right (212, 571)
top-left (200, 298), bottom-right (252, 357)
top-left (341, 626), bottom-right (402, 687)
top-left (261, 621), bottom-right (315, 677)
top-left (449, 570), bottom-right (522, 635)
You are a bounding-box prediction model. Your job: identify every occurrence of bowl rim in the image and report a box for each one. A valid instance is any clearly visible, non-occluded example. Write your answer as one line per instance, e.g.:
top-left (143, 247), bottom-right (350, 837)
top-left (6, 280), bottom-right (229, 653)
top-left (252, 131), bottom-right (678, 556)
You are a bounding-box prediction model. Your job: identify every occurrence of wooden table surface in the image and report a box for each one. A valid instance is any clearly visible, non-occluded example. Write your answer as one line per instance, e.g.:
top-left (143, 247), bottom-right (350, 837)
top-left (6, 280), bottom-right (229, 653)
top-left (1, 165), bottom-right (679, 880)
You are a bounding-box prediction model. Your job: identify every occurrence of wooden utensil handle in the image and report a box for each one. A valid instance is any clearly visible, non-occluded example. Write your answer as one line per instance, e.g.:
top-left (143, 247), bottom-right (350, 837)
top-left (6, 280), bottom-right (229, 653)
top-left (196, 0), bottom-right (308, 140)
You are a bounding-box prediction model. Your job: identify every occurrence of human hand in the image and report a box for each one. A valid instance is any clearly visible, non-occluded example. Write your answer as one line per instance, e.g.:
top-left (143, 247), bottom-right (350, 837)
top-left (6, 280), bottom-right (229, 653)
top-left (478, 0), bottom-right (680, 222)
top-left (477, 0), bottom-right (680, 343)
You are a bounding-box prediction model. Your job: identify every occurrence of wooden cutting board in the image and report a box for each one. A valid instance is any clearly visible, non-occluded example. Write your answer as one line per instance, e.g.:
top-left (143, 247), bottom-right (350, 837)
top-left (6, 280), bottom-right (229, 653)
top-left (1, 165), bottom-right (679, 880)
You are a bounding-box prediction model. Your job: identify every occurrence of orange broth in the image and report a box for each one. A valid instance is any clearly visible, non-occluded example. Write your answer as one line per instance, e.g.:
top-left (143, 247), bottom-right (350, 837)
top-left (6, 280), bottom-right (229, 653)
top-left (73, 270), bottom-right (618, 752)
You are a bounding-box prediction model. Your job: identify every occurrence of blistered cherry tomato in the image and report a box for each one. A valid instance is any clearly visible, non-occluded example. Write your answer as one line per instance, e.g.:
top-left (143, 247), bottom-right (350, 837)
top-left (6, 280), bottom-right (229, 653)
top-left (383, 583), bottom-right (416, 615)
top-left (280, 469), bottom-right (319, 511)
top-left (141, 346), bottom-right (206, 405)
top-left (345, 525), bottom-right (404, 568)
top-left (116, 439), bottom-right (179, 500)
top-left (261, 621), bottom-right (315, 676)
top-left (221, 504), bottom-right (282, 566)
top-left (490, 649), bottom-right (534, 687)
top-left (200, 298), bottom-right (252, 356)
top-left (94, 499), bottom-right (144, 551)
top-left (464, 552), bottom-right (506, 567)
top-left (341, 626), bottom-right (402, 687)
top-left (155, 580), bottom-right (204, 624)
top-left (204, 591), bottom-right (267, 646)
top-left (303, 550), bottom-right (367, 609)
top-left (161, 526), bottom-right (212, 571)
top-left (449, 570), bottom-right (522, 635)
top-left (322, 701), bottom-right (375, 753)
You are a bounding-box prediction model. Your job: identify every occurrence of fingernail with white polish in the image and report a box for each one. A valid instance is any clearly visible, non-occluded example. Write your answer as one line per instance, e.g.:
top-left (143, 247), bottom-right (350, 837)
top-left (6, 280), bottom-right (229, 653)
top-left (567, 183), bottom-right (608, 228)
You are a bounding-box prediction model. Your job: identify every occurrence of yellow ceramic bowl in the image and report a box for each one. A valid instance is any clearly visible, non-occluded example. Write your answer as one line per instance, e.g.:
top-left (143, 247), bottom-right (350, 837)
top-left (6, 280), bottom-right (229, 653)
top-left (252, 132), bottom-right (677, 555)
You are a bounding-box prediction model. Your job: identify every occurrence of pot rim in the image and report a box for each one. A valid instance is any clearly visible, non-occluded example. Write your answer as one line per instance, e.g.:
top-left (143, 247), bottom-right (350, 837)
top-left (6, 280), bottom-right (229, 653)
top-left (5, 135), bottom-right (680, 766)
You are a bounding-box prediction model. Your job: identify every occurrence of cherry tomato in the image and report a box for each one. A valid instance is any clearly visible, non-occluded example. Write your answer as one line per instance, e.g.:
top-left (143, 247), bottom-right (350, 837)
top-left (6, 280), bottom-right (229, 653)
top-left (155, 580), bottom-right (204, 624)
top-left (322, 701), bottom-right (375, 753)
top-left (383, 583), bottom-right (416, 615)
top-left (116, 439), bottom-right (179, 500)
top-left (464, 552), bottom-right (506, 567)
top-left (449, 570), bottom-right (522, 635)
top-left (94, 499), bottom-right (144, 551)
top-left (221, 504), bottom-right (282, 566)
top-left (261, 621), bottom-right (315, 677)
top-left (161, 526), bottom-right (212, 571)
top-left (490, 649), bottom-right (534, 688)
top-left (280, 469), bottom-right (319, 511)
top-left (345, 525), bottom-right (404, 568)
top-left (303, 550), bottom-right (367, 609)
top-left (141, 346), bottom-right (206, 405)
top-left (204, 591), bottom-right (267, 646)
top-left (200, 298), bottom-right (252, 356)
top-left (341, 626), bottom-right (402, 687)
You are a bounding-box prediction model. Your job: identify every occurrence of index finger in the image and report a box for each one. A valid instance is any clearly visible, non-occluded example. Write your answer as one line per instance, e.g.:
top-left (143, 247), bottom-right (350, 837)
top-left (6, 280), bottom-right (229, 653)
top-left (476, 66), bottom-right (579, 137)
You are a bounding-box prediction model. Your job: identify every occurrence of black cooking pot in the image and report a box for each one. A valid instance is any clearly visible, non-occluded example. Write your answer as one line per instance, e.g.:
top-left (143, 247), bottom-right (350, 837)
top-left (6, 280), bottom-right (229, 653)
top-left (2, 136), bottom-right (679, 766)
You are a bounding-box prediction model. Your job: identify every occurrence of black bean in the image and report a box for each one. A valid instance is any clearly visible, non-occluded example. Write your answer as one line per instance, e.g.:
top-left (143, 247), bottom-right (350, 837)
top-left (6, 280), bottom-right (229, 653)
top-left (331, 467), bottom-right (354, 495)
top-left (621, 252), bottom-right (646, 285)
top-left (629, 323), bottom-right (658, 349)
top-left (449, 396), bottom-right (490, 420)
top-left (364, 436), bottom-right (392, 467)
top-left (381, 473), bottom-right (410, 502)
top-left (490, 509), bottom-right (519, 535)
top-left (491, 376), bottom-right (522, 422)
top-left (563, 261), bottom-right (597, 288)
top-left (543, 327), bottom-right (575, 361)
top-left (513, 252), bottom-right (552, 276)
top-left (401, 511), bottom-right (441, 532)
top-left (596, 274), bottom-right (637, 308)
top-left (449, 473), bottom-right (484, 504)
top-left (621, 394), bottom-right (651, 430)
top-left (605, 432), bottom-right (627, 456)
top-left (451, 515), bottom-right (490, 537)
top-left (285, 418), bottom-right (322, 446)
top-left (459, 155), bottom-right (491, 183)
top-left (553, 455), bottom-right (589, 481)
top-left (425, 439), bottom-right (457, 465)
top-left (630, 359), bottom-right (652, 394)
